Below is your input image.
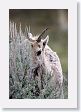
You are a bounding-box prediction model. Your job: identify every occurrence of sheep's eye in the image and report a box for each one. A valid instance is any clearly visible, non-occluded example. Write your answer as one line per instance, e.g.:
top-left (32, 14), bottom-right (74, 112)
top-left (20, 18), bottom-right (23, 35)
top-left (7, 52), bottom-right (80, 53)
top-left (37, 50), bottom-right (41, 56)
top-left (43, 42), bottom-right (45, 46)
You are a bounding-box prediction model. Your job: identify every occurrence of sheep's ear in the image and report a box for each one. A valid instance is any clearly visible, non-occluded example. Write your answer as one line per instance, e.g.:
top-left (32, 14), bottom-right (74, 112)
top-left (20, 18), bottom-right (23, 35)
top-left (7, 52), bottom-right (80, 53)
top-left (43, 35), bottom-right (49, 47)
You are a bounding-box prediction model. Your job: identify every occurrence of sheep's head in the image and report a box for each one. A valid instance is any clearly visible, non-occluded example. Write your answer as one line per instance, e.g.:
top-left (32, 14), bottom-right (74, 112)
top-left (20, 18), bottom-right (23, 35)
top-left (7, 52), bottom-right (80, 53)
top-left (26, 28), bottom-right (49, 57)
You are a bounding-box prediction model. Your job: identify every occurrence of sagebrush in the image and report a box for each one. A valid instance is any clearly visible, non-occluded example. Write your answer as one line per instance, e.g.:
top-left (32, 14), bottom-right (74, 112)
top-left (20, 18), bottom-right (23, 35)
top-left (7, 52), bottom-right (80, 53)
top-left (9, 22), bottom-right (68, 99)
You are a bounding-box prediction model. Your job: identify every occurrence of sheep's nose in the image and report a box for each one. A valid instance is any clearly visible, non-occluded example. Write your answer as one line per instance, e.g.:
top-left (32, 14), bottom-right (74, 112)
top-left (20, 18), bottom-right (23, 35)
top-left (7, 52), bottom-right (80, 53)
top-left (37, 50), bottom-right (41, 56)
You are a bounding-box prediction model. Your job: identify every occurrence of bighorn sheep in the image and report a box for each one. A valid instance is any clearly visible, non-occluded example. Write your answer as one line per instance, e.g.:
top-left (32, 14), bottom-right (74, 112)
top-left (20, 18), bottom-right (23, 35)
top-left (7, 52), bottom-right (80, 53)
top-left (26, 28), bottom-right (63, 98)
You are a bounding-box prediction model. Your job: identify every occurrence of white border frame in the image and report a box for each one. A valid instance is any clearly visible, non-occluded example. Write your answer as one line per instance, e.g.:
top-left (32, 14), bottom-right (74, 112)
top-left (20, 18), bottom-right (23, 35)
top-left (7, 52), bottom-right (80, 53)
top-left (0, 0), bottom-right (77, 108)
